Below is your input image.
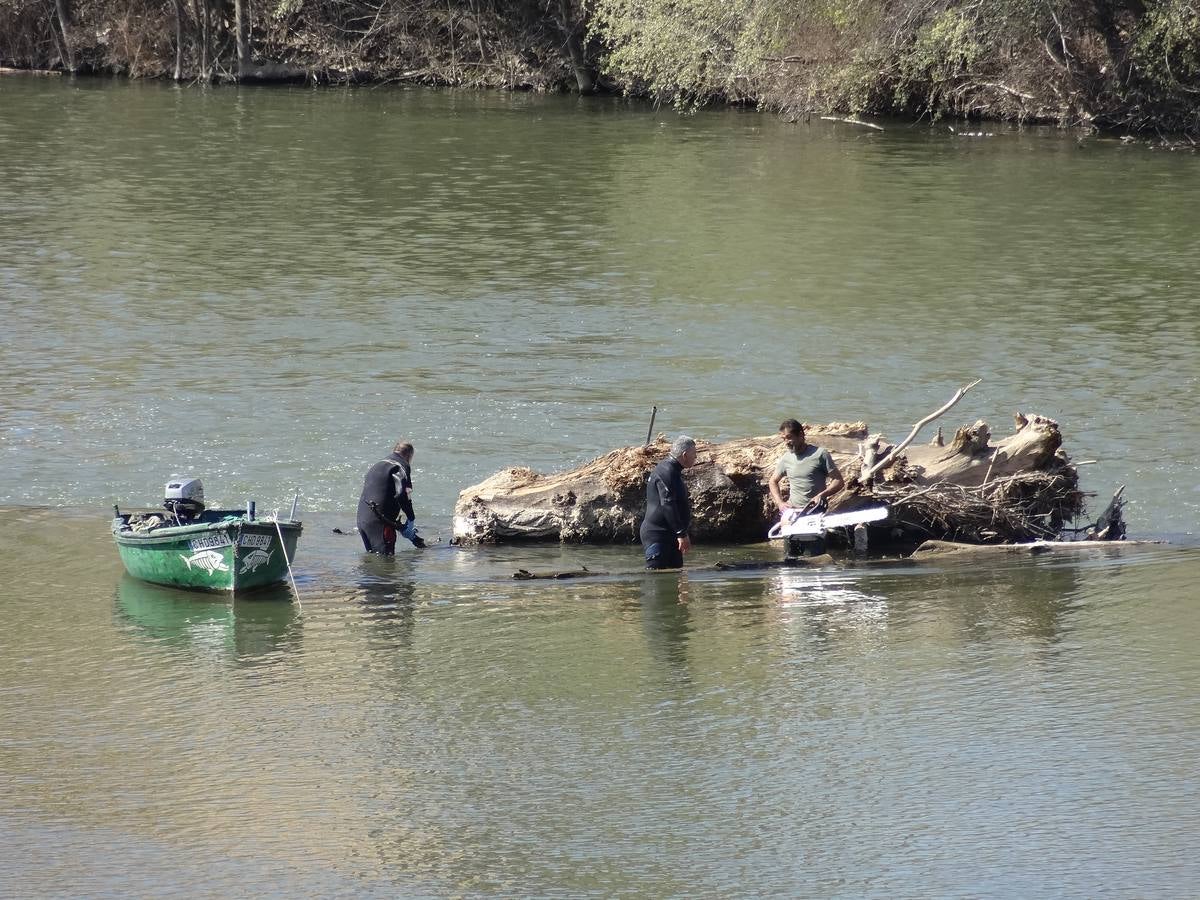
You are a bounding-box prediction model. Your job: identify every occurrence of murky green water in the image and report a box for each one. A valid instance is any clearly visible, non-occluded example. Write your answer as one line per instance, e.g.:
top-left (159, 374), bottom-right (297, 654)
top-left (1, 78), bottom-right (1199, 896)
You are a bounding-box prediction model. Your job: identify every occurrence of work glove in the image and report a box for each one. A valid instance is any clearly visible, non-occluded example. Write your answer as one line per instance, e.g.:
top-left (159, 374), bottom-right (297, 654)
top-left (410, 534), bottom-right (427, 549)
top-left (400, 519), bottom-right (418, 540)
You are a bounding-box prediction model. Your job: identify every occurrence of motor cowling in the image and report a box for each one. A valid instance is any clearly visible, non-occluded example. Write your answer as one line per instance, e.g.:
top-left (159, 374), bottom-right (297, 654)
top-left (164, 476), bottom-right (205, 519)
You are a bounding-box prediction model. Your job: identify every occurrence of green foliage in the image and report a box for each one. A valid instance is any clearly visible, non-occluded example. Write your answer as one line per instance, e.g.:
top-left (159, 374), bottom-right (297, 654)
top-left (590, 0), bottom-right (732, 106)
top-left (590, 0), bottom-right (797, 107)
top-left (588, 0), bottom-right (1019, 115)
top-left (1131, 0), bottom-right (1200, 89)
top-left (914, 8), bottom-right (984, 76)
top-left (891, 7), bottom-right (984, 111)
top-left (272, 0), bottom-right (304, 20)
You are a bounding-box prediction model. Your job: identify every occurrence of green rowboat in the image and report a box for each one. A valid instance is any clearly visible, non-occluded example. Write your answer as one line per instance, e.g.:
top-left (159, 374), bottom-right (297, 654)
top-left (112, 509), bottom-right (302, 593)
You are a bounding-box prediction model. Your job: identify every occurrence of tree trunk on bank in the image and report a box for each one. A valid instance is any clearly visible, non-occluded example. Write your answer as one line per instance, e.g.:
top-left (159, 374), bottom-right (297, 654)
top-left (190, 0), bottom-right (210, 81)
top-left (202, 0), bottom-right (211, 81)
top-left (234, 0), bottom-right (251, 79)
top-left (171, 0), bottom-right (185, 81)
top-left (556, 0), bottom-right (596, 93)
top-left (52, 0), bottom-right (75, 73)
top-left (452, 415), bottom-right (1091, 549)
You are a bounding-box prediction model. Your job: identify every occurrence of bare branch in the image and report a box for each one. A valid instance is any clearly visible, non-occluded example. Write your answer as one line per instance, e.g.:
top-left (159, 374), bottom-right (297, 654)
top-left (977, 81), bottom-right (1034, 101)
top-left (820, 115), bottom-right (884, 131)
top-left (859, 378), bottom-right (982, 483)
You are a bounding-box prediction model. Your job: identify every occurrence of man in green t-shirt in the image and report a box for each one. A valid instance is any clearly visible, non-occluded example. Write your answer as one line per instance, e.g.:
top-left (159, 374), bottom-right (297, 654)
top-left (768, 418), bottom-right (845, 557)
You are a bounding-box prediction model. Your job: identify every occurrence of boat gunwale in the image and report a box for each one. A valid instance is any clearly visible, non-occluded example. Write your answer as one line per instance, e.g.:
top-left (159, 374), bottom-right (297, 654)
top-left (113, 511), bottom-right (302, 544)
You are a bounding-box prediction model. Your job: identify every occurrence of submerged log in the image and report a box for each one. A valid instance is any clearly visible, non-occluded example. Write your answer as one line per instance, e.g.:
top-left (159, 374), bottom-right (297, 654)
top-left (912, 537), bottom-right (1157, 558)
top-left (511, 555), bottom-right (835, 579)
top-left (0, 66), bottom-right (63, 76)
top-left (236, 61), bottom-right (308, 83)
top-left (452, 413), bottom-right (1091, 549)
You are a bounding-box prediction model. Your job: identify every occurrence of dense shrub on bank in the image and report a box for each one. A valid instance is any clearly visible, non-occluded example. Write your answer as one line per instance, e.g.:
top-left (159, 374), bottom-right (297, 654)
top-left (0, 0), bottom-right (589, 85)
top-left (2, 0), bottom-right (1197, 135)
top-left (592, 0), bottom-right (1200, 134)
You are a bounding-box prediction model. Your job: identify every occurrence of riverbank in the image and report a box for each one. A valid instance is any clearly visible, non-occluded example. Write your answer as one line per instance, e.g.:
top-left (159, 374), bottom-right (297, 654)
top-left (3, 0), bottom-right (1198, 138)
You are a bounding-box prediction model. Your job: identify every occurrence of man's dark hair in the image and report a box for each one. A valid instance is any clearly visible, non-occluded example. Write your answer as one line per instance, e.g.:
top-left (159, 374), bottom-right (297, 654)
top-left (779, 419), bottom-right (804, 435)
top-left (393, 441), bottom-right (415, 458)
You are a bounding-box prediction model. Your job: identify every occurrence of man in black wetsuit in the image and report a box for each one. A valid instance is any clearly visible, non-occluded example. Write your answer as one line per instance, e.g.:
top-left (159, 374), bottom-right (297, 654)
top-left (639, 435), bottom-right (698, 570)
top-left (356, 441), bottom-right (426, 554)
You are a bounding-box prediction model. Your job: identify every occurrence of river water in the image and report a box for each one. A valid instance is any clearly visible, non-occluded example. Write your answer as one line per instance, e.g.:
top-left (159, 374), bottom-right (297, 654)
top-left (1, 78), bottom-right (1198, 896)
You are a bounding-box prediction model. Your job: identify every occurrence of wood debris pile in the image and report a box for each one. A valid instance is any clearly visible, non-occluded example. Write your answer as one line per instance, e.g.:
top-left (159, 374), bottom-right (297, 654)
top-left (452, 386), bottom-right (1110, 551)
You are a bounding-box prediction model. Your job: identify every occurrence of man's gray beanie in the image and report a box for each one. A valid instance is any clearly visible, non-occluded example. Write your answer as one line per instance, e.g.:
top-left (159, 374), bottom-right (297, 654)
top-left (670, 435), bottom-right (697, 459)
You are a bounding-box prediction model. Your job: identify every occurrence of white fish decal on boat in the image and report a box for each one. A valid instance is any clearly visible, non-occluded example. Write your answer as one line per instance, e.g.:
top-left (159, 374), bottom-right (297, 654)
top-left (180, 549), bottom-right (229, 574)
top-left (239, 548), bottom-right (274, 575)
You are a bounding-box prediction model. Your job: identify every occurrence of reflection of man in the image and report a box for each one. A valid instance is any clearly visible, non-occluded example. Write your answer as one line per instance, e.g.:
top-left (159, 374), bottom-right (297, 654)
top-left (356, 555), bottom-right (417, 647)
top-left (768, 419), bottom-right (844, 557)
top-left (640, 571), bottom-right (692, 676)
top-left (639, 435), bottom-right (698, 570)
top-left (356, 441), bottom-right (426, 554)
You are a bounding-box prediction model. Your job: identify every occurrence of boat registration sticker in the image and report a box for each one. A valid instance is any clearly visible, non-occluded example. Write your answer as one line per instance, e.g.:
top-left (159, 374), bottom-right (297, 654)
top-left (190, 533), bottom-right (233, 551)
top-left (238, 533), bottom-right (272, 549)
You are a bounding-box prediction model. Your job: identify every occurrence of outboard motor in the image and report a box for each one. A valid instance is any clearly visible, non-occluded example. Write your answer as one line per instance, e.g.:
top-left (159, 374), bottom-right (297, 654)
top-left (164, 476), bottom-right (206, 521)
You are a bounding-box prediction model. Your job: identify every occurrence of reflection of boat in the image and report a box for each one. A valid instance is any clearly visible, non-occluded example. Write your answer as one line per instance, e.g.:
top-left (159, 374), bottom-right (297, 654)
top-left (112, 477), bottom-right (301, 593)
top-left (116, 575), bottom-right (297, 659)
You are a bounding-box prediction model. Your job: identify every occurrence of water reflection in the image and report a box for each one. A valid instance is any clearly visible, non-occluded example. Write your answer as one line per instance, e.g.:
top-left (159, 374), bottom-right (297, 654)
top-left (915, 557), bottom-right (1085, 647)
top-left (770, 569), bottom-right (890, 646)
top-left (636, 572), bottom-right (693, 680)
top-left (736, 555), bottom-right (1086, 650)
top-left (114, 574), bottom-right (298, 663)
top-left (350, 554), bottom-right (417, 649)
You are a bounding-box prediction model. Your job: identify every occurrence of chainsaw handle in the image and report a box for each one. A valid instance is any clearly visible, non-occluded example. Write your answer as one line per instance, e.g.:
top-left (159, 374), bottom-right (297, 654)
top-left (769, 508), bottom-right (807, 541)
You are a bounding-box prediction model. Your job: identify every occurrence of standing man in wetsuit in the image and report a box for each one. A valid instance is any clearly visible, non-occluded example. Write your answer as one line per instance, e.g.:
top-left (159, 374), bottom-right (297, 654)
top-left (768, 419), bottom-right (845, 557)
top-left (356, 441), bottom-right (426, 554)
top-left (639, 435), bottom-right (698, 570)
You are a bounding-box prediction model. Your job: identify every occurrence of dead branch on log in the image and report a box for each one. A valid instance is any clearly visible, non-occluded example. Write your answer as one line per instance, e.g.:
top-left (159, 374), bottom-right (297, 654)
top-left (982, 447), bottom-right (1001, 485)
top-left (1085, 484), bottom-right (1127, 540)
top-left (873, 468), bottom-right (1082, 544)
top-left (859, 379), bottom-right (981, 484)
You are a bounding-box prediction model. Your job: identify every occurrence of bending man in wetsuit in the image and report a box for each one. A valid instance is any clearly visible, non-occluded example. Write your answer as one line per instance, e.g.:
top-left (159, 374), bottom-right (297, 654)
top-left (356, 441), bottom-right (426, 554)
top-left (639, 435), bottom-right (698, 570)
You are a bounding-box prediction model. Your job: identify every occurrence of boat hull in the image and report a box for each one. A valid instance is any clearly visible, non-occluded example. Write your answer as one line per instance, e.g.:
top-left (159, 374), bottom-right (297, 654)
top-left (113, 515), bottom-right (302, 593)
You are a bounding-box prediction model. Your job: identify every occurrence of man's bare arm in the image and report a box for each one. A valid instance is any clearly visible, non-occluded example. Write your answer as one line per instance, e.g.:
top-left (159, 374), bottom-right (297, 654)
top-left (814, 465), bottom-right (845, 505)
top-left (768, 471), bottom-right (788, 511)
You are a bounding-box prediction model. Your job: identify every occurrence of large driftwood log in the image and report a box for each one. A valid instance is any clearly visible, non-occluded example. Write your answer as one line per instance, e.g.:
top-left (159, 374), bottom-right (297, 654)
top-left (452, 414), bottom-right (1090, 548)
top-left (453, 422), bottom-right (868, 545)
